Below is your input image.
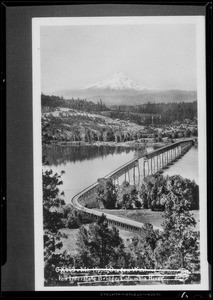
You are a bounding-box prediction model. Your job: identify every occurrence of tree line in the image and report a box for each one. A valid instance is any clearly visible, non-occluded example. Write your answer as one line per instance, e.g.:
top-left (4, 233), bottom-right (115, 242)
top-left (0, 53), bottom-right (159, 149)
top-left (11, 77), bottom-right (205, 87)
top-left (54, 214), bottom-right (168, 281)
top-left (95, 175), bottom-right (199, 211)
top-left (42, 115), bottom-right (146, 144)
top-left (42, 94), bottom-right (108, 112)
top-left (42, 94), bottom-right (197, 126)
top-left (111, 101), bottom-right (197, 125)
top-left (140, 174), bottom-right (199, 210)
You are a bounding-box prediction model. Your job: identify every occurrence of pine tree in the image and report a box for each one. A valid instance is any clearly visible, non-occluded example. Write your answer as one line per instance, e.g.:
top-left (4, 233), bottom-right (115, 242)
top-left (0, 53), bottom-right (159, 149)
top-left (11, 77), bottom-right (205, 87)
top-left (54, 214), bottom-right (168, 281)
top-left (97, 179), bottom-right (118, 209)
top-left (76, 214), bottom-right (128, 268)
top-left (43, 169), bottom-right (72, 285)
top-left (155, 183), bottom-right (200, 276)
top-left (129, 223), bottom-right (161, 269)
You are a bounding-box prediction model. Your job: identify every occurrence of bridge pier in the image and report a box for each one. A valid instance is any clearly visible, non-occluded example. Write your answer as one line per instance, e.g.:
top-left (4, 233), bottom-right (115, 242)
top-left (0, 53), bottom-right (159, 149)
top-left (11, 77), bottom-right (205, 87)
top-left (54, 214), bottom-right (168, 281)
top-left (147, 160), bottom-right (150, 175)
top-left (163, 153), bottom-right (165, 168)
top-left (128, 170), bottom-right (130, 182)
top-left (158, 155), bottom-right (160, 170)
top-left (163, 153), bottom-right (165, 167)
top-left (140, 141), bottom-right (193, 178)
top-left (133, 167), bottom-right (136, 185)
top-left (153, 156), bottom-right (156, 173)
top-left (144, 160), bottom-right (147, 177)
top-left (157, 155), bottom-right (159, 172)
top-left (137, 162), bottom-right (140, 181)
top-left (108, 142), bottom-right (191, 190)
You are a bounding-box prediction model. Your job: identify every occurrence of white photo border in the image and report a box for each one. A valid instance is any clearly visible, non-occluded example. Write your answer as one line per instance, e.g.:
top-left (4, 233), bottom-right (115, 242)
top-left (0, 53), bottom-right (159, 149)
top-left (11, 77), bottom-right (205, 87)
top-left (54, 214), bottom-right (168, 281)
top-left (32, 16), bottom-right (208, 291)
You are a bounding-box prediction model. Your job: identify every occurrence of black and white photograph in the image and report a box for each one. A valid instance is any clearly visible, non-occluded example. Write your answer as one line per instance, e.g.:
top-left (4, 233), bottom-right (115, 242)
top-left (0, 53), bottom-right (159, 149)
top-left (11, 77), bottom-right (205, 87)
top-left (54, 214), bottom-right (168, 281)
top-left (32, 16), bottom-right (208, 290)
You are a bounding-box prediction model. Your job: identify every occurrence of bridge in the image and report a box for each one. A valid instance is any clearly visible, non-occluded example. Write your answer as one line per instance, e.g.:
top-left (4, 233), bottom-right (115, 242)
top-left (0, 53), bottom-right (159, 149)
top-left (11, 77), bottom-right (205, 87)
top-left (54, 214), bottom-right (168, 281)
top-left (71, 138), bottom-right (196, 233)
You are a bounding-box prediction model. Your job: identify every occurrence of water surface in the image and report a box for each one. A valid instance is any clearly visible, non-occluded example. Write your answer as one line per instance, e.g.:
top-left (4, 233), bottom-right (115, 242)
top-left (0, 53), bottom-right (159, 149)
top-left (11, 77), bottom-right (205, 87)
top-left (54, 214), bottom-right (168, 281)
top-left (163, 147), bottom-right (198, 183)
top-left (44, 146), bottom-right (136, 203)
top-left (44, 145), bottom-right (198, 204)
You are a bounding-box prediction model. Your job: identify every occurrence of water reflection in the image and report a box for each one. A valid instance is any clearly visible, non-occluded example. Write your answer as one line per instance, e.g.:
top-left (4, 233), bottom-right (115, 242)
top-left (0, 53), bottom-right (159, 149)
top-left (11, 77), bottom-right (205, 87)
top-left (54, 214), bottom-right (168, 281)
top-left (43, 145), bottom-right (136, 166)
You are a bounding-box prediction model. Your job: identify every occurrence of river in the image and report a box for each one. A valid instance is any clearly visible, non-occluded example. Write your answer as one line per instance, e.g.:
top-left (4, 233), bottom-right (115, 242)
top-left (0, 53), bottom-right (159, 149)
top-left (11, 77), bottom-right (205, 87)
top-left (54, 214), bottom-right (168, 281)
top-left (44, 146), bottom-right (137, 203)
top-left (162, 147), bottom-right (199, 183)
top-left (43, 145), bottom-right (198, 204)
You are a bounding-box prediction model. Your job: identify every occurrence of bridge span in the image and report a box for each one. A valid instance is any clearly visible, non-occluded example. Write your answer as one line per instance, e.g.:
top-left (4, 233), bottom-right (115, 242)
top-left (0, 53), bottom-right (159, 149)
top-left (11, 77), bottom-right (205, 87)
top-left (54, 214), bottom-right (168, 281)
top-left (71, 138), bottom-right (196, 233)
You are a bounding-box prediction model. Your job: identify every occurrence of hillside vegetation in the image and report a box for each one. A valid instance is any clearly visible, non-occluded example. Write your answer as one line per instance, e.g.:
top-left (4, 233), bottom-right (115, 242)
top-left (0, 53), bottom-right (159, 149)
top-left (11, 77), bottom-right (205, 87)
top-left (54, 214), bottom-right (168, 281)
top-left (42, 94), bottom-right (197, 145)
top-left (42, 108), bottom-right (146, 144)
top-left (42, 94), bottom-right (197, 125)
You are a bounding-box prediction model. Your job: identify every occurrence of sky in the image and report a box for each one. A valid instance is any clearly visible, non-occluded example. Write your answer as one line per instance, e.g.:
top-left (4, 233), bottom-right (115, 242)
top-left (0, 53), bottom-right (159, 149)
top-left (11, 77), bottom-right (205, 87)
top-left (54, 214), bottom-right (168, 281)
top-left (40, 23), bottom-right (197, 93)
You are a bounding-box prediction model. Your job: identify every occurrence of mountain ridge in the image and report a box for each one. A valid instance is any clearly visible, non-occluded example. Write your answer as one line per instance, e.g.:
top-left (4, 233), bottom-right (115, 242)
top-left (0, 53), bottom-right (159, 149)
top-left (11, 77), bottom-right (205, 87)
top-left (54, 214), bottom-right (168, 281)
top-left (79, 72), bottom-right (149, 91)
top-left (51, 72), bottom-right (197, 106)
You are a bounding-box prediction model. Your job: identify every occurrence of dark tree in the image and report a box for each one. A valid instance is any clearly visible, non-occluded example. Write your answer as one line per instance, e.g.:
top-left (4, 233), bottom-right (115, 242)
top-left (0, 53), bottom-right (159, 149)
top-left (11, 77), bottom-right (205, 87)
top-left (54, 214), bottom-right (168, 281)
top-left (43, 169), bottom-right (72, 285)
top-left (76, 214), bottom-right (129, 268)
top-left (97, 179), bottom-right (118, 209)
top-left (155, 190), bottom-right (200, 275)
top-left (140, 175), bottom-right (199, 211)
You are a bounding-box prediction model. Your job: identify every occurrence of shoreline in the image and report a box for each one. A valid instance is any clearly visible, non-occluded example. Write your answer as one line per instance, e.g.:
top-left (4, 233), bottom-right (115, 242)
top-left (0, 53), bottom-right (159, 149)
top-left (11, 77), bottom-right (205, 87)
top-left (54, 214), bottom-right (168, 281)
top-left (46, 140), bottom-right (169, 149)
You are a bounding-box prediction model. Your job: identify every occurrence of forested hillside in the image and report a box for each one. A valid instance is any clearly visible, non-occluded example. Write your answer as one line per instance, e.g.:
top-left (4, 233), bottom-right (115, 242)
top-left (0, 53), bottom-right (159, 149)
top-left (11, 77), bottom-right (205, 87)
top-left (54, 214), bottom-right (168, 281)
top-left (41, 94), bottom-right (108, 113)
top-left (41, 94), bottom-right (197, 145)
top-left (111, 101), bottom-right (197, 124)
top-left (42, 111), bottom-right (146, 144)
top-left (42, 94), bottom-right (197, 125)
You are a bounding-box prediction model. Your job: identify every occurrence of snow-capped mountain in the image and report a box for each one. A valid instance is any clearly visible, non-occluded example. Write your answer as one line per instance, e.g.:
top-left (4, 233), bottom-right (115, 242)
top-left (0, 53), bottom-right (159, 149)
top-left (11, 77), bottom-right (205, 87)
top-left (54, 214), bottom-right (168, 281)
top-left (81, 72), bottom-right (147, 91)
top-left (52, 72), bottom-right (197, 106)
